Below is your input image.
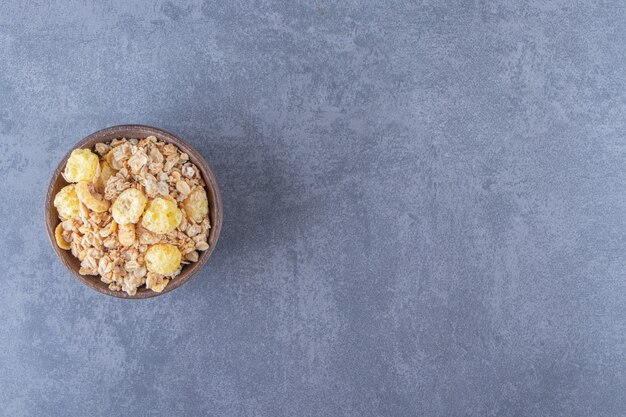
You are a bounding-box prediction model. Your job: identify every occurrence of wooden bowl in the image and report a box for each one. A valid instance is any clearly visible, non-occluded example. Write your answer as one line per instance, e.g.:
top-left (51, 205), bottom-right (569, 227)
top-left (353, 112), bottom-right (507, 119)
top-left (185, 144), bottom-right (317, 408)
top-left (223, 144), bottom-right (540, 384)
top-left (45, 125), bottom-right (223, 299)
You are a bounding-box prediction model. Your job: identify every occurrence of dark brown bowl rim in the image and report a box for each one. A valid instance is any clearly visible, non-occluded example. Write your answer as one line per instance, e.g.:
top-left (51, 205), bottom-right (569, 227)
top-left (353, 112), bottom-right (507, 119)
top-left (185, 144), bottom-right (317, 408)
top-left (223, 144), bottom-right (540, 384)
top-left (45, 124), bottom-right (223, 299)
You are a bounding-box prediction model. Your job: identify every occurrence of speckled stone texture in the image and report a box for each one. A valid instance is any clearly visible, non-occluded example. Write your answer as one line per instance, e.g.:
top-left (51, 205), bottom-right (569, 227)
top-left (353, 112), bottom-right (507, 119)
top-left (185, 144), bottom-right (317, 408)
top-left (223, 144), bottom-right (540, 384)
top-left (0, 1), bottom-right (625, 416)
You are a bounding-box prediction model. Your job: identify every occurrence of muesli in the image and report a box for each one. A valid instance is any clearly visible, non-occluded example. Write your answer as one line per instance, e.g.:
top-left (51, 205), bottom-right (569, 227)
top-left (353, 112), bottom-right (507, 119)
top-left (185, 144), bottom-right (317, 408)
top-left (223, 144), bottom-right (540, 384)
top-left (53, 136), bottom-right (210, 295)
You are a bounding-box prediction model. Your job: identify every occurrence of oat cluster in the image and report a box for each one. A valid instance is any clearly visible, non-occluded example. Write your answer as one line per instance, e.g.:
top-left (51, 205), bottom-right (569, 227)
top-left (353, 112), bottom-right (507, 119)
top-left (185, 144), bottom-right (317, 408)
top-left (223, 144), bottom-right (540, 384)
top-left (53, 136), bottom-right (210, 295)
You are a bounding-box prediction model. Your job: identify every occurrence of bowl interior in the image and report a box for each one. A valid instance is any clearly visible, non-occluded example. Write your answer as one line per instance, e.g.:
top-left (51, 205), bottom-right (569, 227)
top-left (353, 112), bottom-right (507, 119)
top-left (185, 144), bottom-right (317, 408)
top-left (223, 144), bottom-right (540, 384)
top-left (45, 125), bottom-right (222, 299)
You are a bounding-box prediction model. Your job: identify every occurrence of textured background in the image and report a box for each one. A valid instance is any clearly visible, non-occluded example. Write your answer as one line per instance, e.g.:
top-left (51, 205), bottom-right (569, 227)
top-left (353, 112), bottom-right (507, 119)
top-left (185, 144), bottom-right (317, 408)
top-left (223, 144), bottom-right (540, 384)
top-left (0, 1), bottom-right (625, 416)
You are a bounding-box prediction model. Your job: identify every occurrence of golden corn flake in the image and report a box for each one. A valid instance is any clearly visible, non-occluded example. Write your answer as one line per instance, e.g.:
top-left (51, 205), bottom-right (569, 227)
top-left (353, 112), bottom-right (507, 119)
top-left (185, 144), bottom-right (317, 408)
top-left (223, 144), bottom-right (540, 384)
top-left (54, 223), bottom-right (71, 250)
top-left (183, 187), bottom-right (209, 223)
top-left (111, 188), bottom-right (147, 225)
top-left (63, 148), bottom-right (99, 183)
top-left (75, 181), bottom-right (110, 212)
top-left (145, 244), bottom-right (181, 276)
top-left (141, 197), bottom-right (182, 234)
top-left (53, 184), bottom-right (81, 219)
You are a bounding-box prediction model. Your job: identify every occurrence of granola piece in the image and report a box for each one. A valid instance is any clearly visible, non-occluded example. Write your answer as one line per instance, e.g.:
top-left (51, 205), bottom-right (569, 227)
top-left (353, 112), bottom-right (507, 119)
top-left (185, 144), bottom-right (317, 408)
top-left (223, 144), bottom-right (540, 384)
top-left (186, 224), bottom-right (201, 237)
top-left (182, 187), bottom-right (208, 223)
top-left (140, 173), bottom-right (159, 198)
top-left (117, 167), bottom-right (129, 179)
top-left (132, 265), bottom-right (147, 280)
top-left (98, 257), bottom-right (113, 276)
top-left (162, 143), bottom-right (177, 156)
top-left (128, 152), bottom-right (149, 174)
top-left (176, 179), bottom-right (191, 196)
top-left (105, 148), bottom-right (126, 170)
top-left (178, 237), bottom-right (197, 255)
top-left (136, 226), bottom-right (160, 245)
top-left (94, 160), bottom-right (115, 192)
top-left (193, 233), bottom-right (207, 243)
top-left (145, 244), bottom-right (181, 276)
top-left (111, 187), bottom-right (147, 225)
top-left (122, 283), bottom-right (138, 296)
top-left (181, 164), bottom-right (195, 178)
top-left (178, 210), bottom-right (188, 231)
top-left (111, 142), bottom-right (131, 164)
top-left (79, 253), bottom-right (98, 275)
top-left (150, 147), bottom-right (164, 164)
top-left (118, 223), bottom-right (136, 246)
top-left (163, 158), bottom-right (177, 173)
top-left (184, 250), bottom-right (198, 263)
top-left (169, 170), bottom-right (182, 184)
top-left (63, 149), bottom-right (99, 183)
top-left (157, 181), bottom-right (169, 196)
top-left (103, 173), bottom-right (130, 201)
top-left (104, 150), bottom-right (115, 168)
top-left (94, 142), bottom-right (110, 156)
top-left (195, 241), bottom-right (209, 251)
top-left (99, 220), bottom-right (117, 238)
top-left (145, 272), bottom-right (169, 293)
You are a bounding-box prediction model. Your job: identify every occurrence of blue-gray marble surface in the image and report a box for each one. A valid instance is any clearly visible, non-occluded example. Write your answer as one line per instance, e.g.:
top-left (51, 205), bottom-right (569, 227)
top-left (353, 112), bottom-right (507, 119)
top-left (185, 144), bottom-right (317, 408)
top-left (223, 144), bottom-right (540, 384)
top-left (0, 1), bottom-right (624, 416)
